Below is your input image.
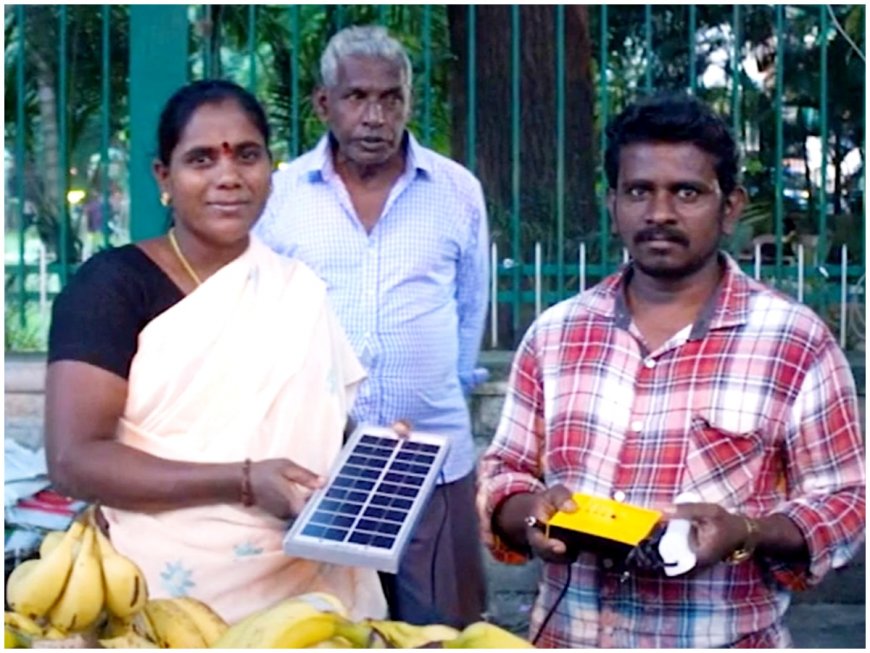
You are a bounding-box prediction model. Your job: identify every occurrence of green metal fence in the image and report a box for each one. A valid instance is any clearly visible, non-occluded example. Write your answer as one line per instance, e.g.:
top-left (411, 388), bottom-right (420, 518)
top-left (4, 5), bottom-right (866, 352)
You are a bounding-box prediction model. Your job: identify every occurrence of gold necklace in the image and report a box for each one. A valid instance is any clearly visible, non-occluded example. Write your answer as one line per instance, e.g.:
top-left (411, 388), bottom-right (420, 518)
top-left (168, 228), bottom-right (202, 286)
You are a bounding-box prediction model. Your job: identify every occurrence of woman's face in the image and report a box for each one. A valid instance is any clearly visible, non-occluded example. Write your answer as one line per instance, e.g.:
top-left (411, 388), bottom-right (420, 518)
top-left (154, 99), bottom-right (271, 246)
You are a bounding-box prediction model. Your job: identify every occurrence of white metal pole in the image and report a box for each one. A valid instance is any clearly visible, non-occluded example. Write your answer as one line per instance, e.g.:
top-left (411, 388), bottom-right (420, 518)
top-left (797, 242), bottom-right (804, 303)
top-left (490, 242), bottom-right (498, 348)
top-left (840, 245), bottom-right (848, 348)
top-left (579, 242), bottom-right (586, 293)
top-left (754, 241), bottom-right (762, 280)
top-left (534, 241), bottom-right (542, 318)
top-left (38, 241), bottom-right (47, 313)
top-left (622, 247), bottom-right (629, 265)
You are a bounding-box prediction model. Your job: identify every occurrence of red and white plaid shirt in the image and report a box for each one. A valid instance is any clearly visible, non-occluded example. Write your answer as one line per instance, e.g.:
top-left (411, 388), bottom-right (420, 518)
top-left (478, 255), bottom-right (865, 648)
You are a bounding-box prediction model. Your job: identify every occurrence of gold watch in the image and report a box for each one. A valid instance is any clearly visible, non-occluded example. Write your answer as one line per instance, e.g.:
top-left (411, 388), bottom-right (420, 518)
top-left (724, 516), bottom-right (760, 565)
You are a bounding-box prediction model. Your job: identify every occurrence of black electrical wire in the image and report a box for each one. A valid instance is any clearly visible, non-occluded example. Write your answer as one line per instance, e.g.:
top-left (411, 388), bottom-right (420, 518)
top-left (531, 563), bottom-right (573, 646)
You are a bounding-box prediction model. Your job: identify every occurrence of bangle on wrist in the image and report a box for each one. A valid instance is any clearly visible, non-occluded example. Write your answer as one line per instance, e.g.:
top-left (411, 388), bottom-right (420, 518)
top-left (724, 516), bottom-right (759, 565)
top-left (240, 458), bottom-right (254, 507)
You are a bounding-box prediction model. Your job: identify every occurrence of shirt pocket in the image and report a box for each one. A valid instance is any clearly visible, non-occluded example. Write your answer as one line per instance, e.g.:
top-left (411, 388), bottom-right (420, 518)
top-left (681, 413), bottom-right (765, 510)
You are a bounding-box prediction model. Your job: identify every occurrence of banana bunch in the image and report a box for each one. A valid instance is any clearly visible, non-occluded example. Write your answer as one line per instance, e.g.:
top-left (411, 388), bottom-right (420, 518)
top-left (212, 592), bottom-right (371, 648)
top-left (5, 516), bottom-right (149, 639)
top-left (444, 622), bottom-right (535, 649)
top-left (98, 596), bottom-right (228, 648)
top-left (365, 620), bottom-right (460, 648)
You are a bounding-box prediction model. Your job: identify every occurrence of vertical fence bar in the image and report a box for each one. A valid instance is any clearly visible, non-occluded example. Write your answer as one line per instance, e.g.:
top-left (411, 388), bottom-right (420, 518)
top-left (336, 5), bottom-right (345, 30)
top-left (840, 245), bottom-right (848, 348)
top-left (203, 5), bottom-right (213, 77)
top-left (289, 5), bottom-right (300, 159)
top-left (377, 5), bottom-right (388, 25)
top-left (422, 5), bottom-right (433, 146)
top-left (579, 242), bottom-right (587, 293)
top-left (59, 5), bottom-right (69, 285)
top-left (101, 4), bottom-right (111, 249)
top-left (797, 242), bottom-right (805, 302)
top-left (818, 6), bottom-right (829, 269)
top-left (535, 242), bottom-right (542, 317)
top-left (38, 242), bottom-right (47, 313)
top-left (754, 242), bottom-right (762, 280)
top-left (773, 5), bottom-right (785, 282)
top-left (466, 6), bottom-right (476, 173)
top-left (731, 6), bottom-right (742, 136)
top-left (555, 5), bottom-right (566, 298)
top-left (599, 6), bottom-right (609, 277)
top-left (644, 5), bottom-right (653, 93)
top-left (490, 243), bottom-right (498, 348)
top-left (511, 5), bottom-right (521, 337)
top-left (688, 5), bottom-right (697, 93)
top-left (247, 5), bottom-right (257, 91)
top-left (16, 5), bottom-right (26, 326)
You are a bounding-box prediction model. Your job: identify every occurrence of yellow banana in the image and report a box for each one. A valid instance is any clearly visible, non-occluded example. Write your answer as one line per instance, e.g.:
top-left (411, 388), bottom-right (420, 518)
top-left (4, 611), bottom-right (43, 636)
top-left (47, 525), bottom-right (105, 633)
top-left (93, 526), bottom-right (149, 618)
top-left (368, 620), bottom-right (461, 647)
top-left (5, 626), bottom-right (25, 649)
top-left (214, 595), bottom-right (347, 649)
top-left (213, 599), bottom-right (320, 648)
top-left (143, 598), bottom-right (207, 648)
top-left (39, 531), bottom-right (66, 558)
top-left (6, 522), bottom-right (84, 618)
top-left (310, 635), bottom-right (356, 648)
top-left (130, 609), bottom-right (159, 642)
top-left (99, 630), bottom-right (160, 648)
top-left (444, 621), bottom-right (534, 648)
top-left (168, 596), bottom-right (227, 646)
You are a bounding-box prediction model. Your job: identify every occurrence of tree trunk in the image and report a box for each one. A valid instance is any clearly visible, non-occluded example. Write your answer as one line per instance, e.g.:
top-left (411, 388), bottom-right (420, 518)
top-left (448, 5), bottom-right (597, 258)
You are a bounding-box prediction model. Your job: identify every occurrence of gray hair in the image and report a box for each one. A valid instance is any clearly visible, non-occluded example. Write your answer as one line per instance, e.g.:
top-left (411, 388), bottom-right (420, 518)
top-left (320, 25), bottom-right (412, 90)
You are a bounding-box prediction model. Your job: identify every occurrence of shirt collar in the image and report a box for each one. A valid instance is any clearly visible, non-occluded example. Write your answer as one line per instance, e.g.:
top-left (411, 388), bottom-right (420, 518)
top-left (303, 131), bottom-right (433, 182)
top-left (590, 252), bottom-right (753, 338)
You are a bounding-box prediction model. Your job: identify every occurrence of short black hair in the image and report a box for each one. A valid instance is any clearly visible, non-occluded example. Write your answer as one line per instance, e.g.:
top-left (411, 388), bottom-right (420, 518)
top-left (604, 93), bottom-right (740, 196)
top-left (156, 79), bottom-right (271, 165)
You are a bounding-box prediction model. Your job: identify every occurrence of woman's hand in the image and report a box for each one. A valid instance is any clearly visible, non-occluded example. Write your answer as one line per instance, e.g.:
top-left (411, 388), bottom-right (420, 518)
top-left (249, 459), bottom-right (325, 520)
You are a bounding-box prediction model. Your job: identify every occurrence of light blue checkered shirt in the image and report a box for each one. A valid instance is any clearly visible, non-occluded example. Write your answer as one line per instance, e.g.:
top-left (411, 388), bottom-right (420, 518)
top-left (255, 133), bottom-right (490, 482)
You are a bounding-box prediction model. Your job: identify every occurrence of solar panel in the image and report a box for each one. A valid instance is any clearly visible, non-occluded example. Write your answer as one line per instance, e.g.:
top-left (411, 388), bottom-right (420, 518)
top-left (282, 424), bottom-right (450, 573)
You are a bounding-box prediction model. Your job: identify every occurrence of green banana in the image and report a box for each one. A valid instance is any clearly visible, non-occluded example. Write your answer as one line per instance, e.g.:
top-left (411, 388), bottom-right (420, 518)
top-left (47, 525), bottom-right (105, 633)
top-left (6, 521), bottom-right (85, 618)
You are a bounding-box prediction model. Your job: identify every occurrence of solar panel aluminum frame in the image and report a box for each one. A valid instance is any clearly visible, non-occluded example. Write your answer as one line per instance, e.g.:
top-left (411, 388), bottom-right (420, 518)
top-left (282, 424), bottom-right (450, 573)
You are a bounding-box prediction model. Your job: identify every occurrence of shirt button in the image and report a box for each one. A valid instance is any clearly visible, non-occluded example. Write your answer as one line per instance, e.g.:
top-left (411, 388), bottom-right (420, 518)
top-left (644, 357), bottom-right (655, 369)
top-left (631, 420), bottom-right (643, 433)
top-left (602, 558), bottom-right (614, 569)
top-left (612, 490), bottom-right (626, 503)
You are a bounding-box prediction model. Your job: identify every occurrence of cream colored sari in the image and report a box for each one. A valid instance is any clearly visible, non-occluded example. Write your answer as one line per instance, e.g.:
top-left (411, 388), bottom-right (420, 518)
top-left (102, 236), bottom-right (386, 623)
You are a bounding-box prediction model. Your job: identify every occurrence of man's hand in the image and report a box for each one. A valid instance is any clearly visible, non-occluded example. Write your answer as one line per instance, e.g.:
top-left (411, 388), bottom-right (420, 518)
top-left (495, 485), bottom-right (578, 564)
top-left (663, 502), bottom-right (752, 569)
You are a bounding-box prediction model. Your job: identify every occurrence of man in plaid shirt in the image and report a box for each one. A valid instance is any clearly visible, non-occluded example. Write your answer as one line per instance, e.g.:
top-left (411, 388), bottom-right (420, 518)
top-left (477, 94), bottom-right (865, 648)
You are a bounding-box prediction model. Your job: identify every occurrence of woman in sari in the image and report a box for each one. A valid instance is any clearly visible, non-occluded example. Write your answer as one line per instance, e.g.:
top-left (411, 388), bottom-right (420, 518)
top-left (44, 80), bottom-right (386, 623)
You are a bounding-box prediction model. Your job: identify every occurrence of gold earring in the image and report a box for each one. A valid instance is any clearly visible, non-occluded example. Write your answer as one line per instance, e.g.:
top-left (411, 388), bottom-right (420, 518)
top-left (160, 192), bottom-right (171, 207)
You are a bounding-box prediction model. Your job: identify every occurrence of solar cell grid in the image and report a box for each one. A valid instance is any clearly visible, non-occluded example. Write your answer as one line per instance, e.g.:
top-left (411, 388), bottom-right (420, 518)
top-left (284, 425), bottom-right (449, 571)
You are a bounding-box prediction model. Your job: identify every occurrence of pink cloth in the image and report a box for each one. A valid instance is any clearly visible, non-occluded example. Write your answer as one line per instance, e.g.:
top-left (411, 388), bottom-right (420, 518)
top-left (103, 237), bottom-right (386, 623)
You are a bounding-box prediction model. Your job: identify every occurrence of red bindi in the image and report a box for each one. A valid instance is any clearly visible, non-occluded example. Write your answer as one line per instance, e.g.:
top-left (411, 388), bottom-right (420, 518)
top-left (221, 141), bottom-right (232, 156)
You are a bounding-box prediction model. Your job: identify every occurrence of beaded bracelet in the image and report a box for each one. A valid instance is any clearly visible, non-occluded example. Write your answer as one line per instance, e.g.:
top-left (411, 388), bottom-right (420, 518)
top-left (241, 458), bottom-right (254, 507)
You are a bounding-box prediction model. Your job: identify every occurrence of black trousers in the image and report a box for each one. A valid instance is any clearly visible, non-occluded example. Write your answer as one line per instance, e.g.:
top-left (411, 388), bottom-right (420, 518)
top-left (378, 471), bottom-right (487, 628)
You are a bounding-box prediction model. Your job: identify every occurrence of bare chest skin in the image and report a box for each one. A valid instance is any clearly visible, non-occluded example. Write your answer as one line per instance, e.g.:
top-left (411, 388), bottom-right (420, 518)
top-left (346, 183), bottom-right (391, 234)
top-left (631, 305), bottom-right (698, 352)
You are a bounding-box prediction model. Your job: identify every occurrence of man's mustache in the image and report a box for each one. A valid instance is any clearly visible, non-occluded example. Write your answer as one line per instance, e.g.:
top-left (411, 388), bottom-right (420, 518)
top-left (634, 226), bottom-right (689, 247)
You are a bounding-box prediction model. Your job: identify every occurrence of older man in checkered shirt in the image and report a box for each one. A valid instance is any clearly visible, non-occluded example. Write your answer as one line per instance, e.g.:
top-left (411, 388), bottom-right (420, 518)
top-left (478, 93), bottom-right (865, 648)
